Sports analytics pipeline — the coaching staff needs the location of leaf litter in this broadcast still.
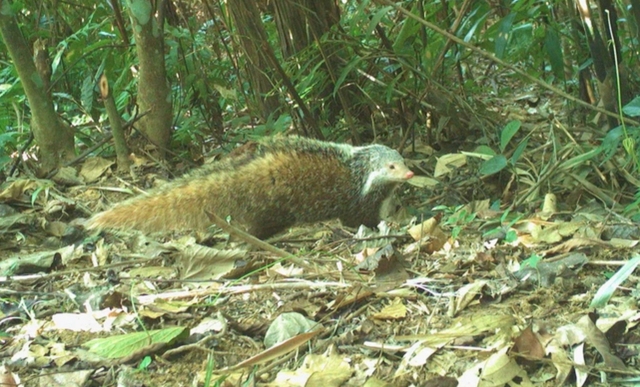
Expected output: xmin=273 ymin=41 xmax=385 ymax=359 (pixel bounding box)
xmin=2 ymin=109 xmax=640 ymax=386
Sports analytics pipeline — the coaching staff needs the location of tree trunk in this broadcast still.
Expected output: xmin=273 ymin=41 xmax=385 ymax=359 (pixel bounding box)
xmin=100 ymin=74 xmax=131 ymax=171
xmin=125 ymin=0 xmax=172 ymax=155
xmin=0 ymin=3 xmax=75 ymax=174
xmin=272 ymin=0 xmax=357 ymax=138
xmin=228 ymin=0 xmax=282 ymax=119
xmin=272 ymin=0 xmax=340 ymax=58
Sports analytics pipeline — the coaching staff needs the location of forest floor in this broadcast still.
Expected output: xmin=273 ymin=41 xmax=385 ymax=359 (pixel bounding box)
xmin=1 ymin=91 xmax=640 ymax=387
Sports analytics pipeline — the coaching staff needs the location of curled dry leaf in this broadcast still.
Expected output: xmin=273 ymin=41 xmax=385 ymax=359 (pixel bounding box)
xmin=407 ymin=215 xmax=447 ymax=253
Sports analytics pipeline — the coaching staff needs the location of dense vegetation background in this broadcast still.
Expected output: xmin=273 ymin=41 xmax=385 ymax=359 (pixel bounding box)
xmin=1 ymin=0 xmax=637 ymax=199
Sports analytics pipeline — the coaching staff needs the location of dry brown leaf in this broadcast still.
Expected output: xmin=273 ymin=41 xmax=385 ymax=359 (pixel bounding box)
xmin=512 ymin=326 xmax=545 ymax=360
xmin=0 ymin=179 xmax=39 ymax=201
xmin=532 ymin=221 xmax=582 ymax=244
xmin=0 ymin=365 xmax=19 ymax=387
xmin=406 ymin=215 xmax=447 ymax=254
xmin=434 ymin=153 xmax=467 ymax=177
xmin=408 ymin=217 xmax=441 ymax=240
xmin=544 ymin=237 xmax=608 ymax=254
xmin=609 ymin=238 xmax=639 ymax=248
xmin=372 ymin=300 xmax=407 ymax=320
xmin=45 ymin=221 xmax=69 ymax=237
xmin=539 ymin=193 xmax=557 ymax=220
xmin=328 ymin=287 xmax=374 ymax=311
xmin=455 ymin=280 xmax=487 ymax=314
xmin=270 ymin=346 xmax=352 ymax=387
xmin=394 ymin=340 xmax=440 ymax=377
xmin=576 ymin=315 xmax=627 ymax=371
xmin=52 ymin=166 xmax=83 ymax=186
xmin=178 ymin=243 xmax=247 ymax=281
xmin=80 ymin=157 xmax=115 ymax=183
xmin=478 ymin=346 xmax=531 ymax=386
xmin=227 ymin=329 xmax=322 ymax=371
xmin=406 ymin=175 xmax=439 ymax=188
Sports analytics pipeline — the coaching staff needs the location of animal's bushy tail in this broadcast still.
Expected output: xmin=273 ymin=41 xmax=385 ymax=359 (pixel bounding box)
xmin=86 ymin=178 xmax=218 ymax=233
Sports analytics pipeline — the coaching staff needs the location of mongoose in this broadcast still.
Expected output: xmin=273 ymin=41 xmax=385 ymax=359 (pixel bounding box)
xmin=86 ymin=136 xmax=414 ymax=239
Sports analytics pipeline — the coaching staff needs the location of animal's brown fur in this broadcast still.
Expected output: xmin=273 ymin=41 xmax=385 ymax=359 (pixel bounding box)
xmin=86 ymin=136 xmax=413 ymax=239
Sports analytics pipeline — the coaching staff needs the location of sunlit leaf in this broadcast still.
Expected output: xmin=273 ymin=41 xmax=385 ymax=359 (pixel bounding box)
xmin=473 ymin=145 xmax=496 ymax=156
xmin=84 ymin=327 xmax=189 ymax=359
xmin=591 ymin=255 xmax=640 ymax=308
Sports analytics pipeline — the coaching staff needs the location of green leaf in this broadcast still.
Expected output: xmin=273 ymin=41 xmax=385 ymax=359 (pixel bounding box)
xmin=504 ymin=229 xmax=518 ymax=243
xmin=544 ymin=27 xmax=564 ymax=81
xmin=50 ymin=41 xmax=68 ymax=75
xmin=480 ymin=155 xmax=508 ymax=175
xmin=500 ymin=208 xmax=511 ymax=223
xmin=623 ymin=137 xmax=636 ymax=155
xmin=482 ymin=227 xmax=503 ymax=239
xmin=495 ymin=13 xmax=516 ymax=59
xmin=473 ymin=145 xmax=496 ymax=156
xmin=31 ymin=185 xmax=50 ymax=206
xmin=367 ymin=6 xmax=391 ymax=36
xmin=622 ymin=96 xmax=640 ymax=117
xmin=500 ymin=120 xmax=521 ymax=152
xmin=506 ymin=213 xmax=522 ymax=227
xmin=0 ymin=132 xmax=18 ymax=147
xmin=83 ymin=39 xmax=114 ymax=56
xmin=138 ymin=356 xmax=152 ymax=370
xmin=590 ymin=255 xmax=640 ymax=308
xmin=511 ymin=137 xmax=529 ymax=165
xmin=600 ymin=126 xmax=624 ymax=163
xmin=521 ymin=253 xmax=542 ymax=268
xmin=84 ymin=327 xmax=189 ymax=359
xmin=559 ymin=147 xmax=601 ymax=170
xmin=81 ymin=75 xmax=94 ymax=113
xmin=393 ymin=7 xmax=420 ymax=54
xmin=334 ymin=56 xmax=362 ymax=95
xmin=463 ymin=8 xmax=490 ymax=43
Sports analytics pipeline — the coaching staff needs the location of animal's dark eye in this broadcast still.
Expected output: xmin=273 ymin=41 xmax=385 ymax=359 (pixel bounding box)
xmin=389 ymin=164 xmax=395 ymax=169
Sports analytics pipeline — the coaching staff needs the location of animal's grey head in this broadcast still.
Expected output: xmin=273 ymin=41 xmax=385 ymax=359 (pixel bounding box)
xmin=355 ymin=145 xmax=414 ymax=195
